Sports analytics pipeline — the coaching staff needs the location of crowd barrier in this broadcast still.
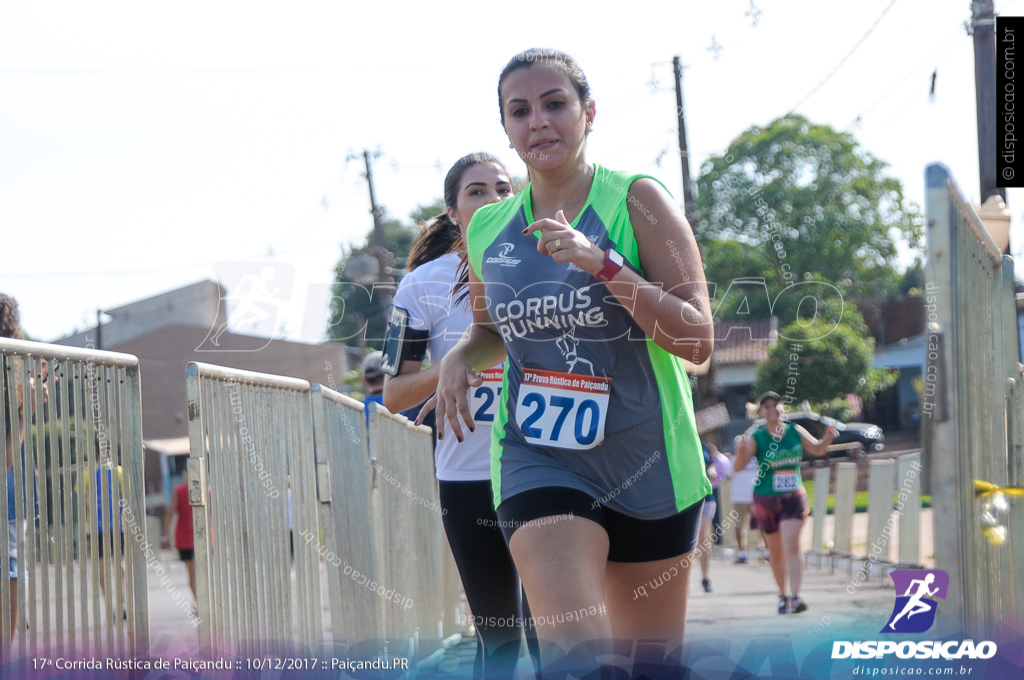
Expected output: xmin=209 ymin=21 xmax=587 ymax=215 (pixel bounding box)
xmin=368 ymin=403 xmax=454 ymax=654
xmin=801 ymin=454 xmax=923 ymax=577
xmin=0 ymin=345 xmax=487 ymax=664
xmin=0 ymin=337 xmax=149 ymax=659
xmin=309 ymin=384 xmax=383 ymax=650
xmin=187 ymin=362 xmax=463 ymax=660
xmin=185 ymin=362 xmax=322 ymax=656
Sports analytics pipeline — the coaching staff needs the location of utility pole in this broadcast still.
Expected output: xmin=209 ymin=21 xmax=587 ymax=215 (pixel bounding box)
xmin=361 ymin=149 xmax=385 ymax=250
xmin=669 ymin=56 xmax=716 ymax=420
xmin=973 ymin=0 xmax=1005 ymax=204
xmin=673 ymin=56 xmax=697 ymax=227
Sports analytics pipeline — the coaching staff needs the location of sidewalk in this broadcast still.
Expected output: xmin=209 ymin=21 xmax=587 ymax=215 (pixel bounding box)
xmin=686 ymin=546 xmax=897 ymax=644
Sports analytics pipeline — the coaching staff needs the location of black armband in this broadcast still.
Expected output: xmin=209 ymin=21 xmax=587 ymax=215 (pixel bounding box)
xmin=381 ymin=306 xmax=429 ymax=376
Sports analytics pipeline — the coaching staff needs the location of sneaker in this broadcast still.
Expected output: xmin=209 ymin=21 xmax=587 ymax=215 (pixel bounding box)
xmin=702 ymin=578 xmax=712 ymax=593
xmin=778 ymin=595 xmax=790 ymax=614
xmin=790 ymin=595 xmax=809 ymax=614
xmin=734 ymin=552 xmax=748 ymax=564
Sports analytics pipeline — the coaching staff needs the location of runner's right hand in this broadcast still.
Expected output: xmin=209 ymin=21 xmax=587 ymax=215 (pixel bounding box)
xmin=415 ymin=348 xmax=483 ymax=443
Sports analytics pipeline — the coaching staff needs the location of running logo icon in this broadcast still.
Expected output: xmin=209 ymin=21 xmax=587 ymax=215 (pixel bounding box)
xmin=485 ymin=243 xmax=522 ymax=268
xmin=882 ymin=569 xmax=949 ymax=633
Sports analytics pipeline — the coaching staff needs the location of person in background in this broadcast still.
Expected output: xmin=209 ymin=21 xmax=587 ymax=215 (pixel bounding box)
xmin=162 ymin=468 xmax=196 ymax=606
xmin=730 ymin=438 xmax=759 ymax=564
xmin=82 ymin=461 xmax=127 ymax=617
xmin=734 ymin=391 xmax=836 ymax=614
xmin=697 ymin=442 xmax=731 ymax=592
xmin=383 ymin=153 xmax=539 ymax=678
xmin=1 ymin=293 xmax=25 ymax=641
xmin=361 ymin=351 xmax=385 ymax=410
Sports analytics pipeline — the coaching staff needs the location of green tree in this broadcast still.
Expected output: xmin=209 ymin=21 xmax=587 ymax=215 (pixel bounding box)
xmin=753 ymin=308 xmax=898 ymax=410
xmin=702 ymin=239 xmax=777 ymax=320
xmin=696 ymin=114 xmax=923 ymax=302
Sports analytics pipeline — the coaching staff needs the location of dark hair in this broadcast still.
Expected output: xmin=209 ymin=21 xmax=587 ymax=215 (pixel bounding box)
xmin=406 ymin=213 xmax=461 ymax=271
xmin=0 ymin=293 xmax=23 ymax=340
xmin=406 ymin=153 xmax=507 ymax=271
xmin=498 ymin=49 xmax=593 ymax=125
xmin=1 ymin=293 xmax=24 ymax=437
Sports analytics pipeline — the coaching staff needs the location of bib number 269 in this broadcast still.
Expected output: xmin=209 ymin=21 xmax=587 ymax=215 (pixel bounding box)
xmin=515 ymin=369 xmax=610 ymax=450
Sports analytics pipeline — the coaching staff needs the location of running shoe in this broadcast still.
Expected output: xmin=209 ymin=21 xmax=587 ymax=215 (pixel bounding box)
xmin=777 ymin=595 xmax=790 ymax=614
xmin=790 ymin=595 xmax=808 ymax=613
xmin=702 ymin=578 xmax=712 ymax=593
xmin=734 ymin=552 xmax=748 ymax=564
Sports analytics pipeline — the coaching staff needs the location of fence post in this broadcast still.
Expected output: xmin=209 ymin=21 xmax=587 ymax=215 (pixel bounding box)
xmin=832 ymin=463 xmax=857 ymax=559
xmin=896 ymin=453 xmax=922 ymax=567
xmin=865 ymin=459 xmax=897 ymax=572
xmin=807 ymin=467 xmax=830 ymax=569
xmin=310 ymin=384 xmax=386 ymax=654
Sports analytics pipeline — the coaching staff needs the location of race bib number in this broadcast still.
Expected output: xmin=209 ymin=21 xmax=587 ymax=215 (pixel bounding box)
xmin=773 ymin=469 xmax=798 ymax=493
xmin=470 ymin=368 xmax=504 ymax=423
xmin=515 ymin=368 xmax=611 ymax=450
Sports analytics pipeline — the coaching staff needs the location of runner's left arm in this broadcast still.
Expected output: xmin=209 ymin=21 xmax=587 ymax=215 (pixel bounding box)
xmin=524 ymin=179 xmax=713 ymax=362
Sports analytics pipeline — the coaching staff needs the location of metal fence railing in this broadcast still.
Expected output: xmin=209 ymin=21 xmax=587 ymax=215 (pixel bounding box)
xmin=309 ymin=384 xmax=384 ymax=651
xmin=185 ymin=361 xmax=465 ymax=661
xmin=0 ymin=343 xmax=468 ymax=663
xmin=803 ymin=455 xmax=923 ymax=576
xmin=367 ymin=402 xmax=457 ymax=657
xmin=0 ymin=337 xmax=148 ymax=660
xmin=185 ymin=362 xmax=321 ymax=657
xmin=924 ymin=163 xmax=1024 ymax=640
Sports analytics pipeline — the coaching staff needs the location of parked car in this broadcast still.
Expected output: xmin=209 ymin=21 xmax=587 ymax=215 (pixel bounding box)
xmin=742 ymin=412 xmax=884 ymax=461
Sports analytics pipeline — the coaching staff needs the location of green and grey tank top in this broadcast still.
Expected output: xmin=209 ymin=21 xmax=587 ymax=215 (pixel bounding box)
xmin=467 ymin=165 xmax=710 ymax=519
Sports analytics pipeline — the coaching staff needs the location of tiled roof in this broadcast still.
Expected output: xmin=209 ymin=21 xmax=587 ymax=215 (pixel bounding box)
xmin=712 ymin=317 xmax=778 ymax=366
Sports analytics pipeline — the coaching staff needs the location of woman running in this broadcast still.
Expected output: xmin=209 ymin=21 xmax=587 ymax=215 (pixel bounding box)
xmin=421 ymin=49 xmax=714 ymax=673
xmin=382 ymin=153 xmax=538 ymax=678
xmin=734 ymin=391 xmax=836 ymax=614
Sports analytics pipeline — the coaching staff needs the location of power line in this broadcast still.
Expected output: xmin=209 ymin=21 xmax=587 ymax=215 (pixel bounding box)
xmin=789 ymin=0 xmax=900 ymax=113
xmin=848 ymin=26 xmax=965 ymax=129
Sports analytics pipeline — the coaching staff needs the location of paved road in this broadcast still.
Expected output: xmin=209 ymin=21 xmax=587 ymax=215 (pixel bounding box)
xmin=4 ymin=505 xmax=934 ymax=676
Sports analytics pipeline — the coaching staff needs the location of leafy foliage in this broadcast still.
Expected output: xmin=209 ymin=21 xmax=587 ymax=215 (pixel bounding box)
xmin=697 ymin=114 xmax=924 ymax=317
xmin=754 ymin=308 xmax=898 ymax=404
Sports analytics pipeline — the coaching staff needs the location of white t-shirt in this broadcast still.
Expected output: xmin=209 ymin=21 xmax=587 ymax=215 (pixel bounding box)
xmin=731 ymin=456 xmax=759 ymax=504
xmin=391 ymin=252 xmax=501 ymax=481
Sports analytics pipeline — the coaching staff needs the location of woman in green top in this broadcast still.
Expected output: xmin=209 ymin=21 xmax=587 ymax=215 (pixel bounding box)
xmin=734 ymin=391 xmax=836 ymax=615
xmin=421 ymin=48 xmax=713 ymax=674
